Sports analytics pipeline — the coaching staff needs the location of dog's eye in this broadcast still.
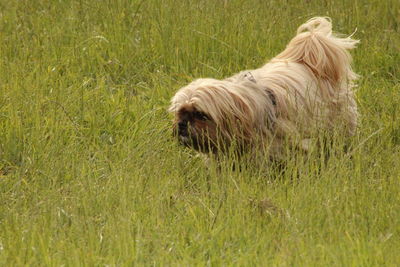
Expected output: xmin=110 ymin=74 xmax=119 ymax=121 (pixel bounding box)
xmin=193 ymin=111 xmax=209 ymax=121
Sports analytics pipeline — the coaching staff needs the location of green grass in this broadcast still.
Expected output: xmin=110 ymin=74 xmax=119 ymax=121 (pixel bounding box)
xmin=0 ymin=0 xmax=399 ymax=265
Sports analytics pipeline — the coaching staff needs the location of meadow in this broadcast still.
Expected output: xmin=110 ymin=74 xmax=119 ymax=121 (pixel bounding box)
xmin=0 ymin=0 xmax=399 ymax=265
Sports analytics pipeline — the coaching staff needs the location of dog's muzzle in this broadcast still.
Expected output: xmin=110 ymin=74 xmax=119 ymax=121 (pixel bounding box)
xmin=178 ymin=121 xmax=189 ymax=137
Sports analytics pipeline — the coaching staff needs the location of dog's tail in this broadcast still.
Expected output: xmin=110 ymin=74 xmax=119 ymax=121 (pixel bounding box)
xmin=275 ymin=17 xmax=359 ymax=84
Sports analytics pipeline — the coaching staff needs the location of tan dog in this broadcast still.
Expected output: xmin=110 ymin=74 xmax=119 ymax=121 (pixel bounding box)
xmin=169 ymin=17 xmax=358 ymax=157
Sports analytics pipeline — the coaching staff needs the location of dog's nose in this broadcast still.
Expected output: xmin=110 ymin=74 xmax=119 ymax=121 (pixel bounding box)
xmin=178 ymin=122 xmax=188 ymax=136
xmin=178 ymin=121 xmax=187 ymax=129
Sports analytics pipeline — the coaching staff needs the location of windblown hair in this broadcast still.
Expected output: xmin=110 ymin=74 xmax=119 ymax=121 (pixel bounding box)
xmin=276 ymin=17 xmax=358 ymax=84
xmin=170 ymin=17 xmax=359 ymax=156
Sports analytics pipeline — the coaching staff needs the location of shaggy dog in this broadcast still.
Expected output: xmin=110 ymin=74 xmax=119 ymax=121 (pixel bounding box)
xmin=169 ymin=17 xmax=359 ymax=158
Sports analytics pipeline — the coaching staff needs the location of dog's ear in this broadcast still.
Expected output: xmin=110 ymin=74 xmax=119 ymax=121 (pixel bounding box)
xmin=222 ymin=86 xmax=278 ymax=139
xmin=220 ymin=92 xmax=255 ymax=141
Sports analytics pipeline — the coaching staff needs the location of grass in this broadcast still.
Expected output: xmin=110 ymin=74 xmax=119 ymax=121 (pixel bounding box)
xmin=0 ymin=0 xmax=399 ymax=265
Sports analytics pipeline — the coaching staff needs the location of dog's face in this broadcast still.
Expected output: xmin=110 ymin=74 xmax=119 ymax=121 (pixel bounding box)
xmin=173 ymin=103 xmax=219 ymax=153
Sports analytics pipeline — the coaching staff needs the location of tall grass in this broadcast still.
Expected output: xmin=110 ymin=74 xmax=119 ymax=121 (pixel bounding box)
xmin=0 ymin=0 xmax=399 ymax=265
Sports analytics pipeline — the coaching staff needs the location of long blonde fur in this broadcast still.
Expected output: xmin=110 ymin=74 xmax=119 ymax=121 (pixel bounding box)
xmin=170 ymin=17 xmax=359 ymax=156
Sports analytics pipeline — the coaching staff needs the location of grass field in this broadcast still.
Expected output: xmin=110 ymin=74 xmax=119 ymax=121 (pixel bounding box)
xmin=0 ymin=0 xmax=399 ymax=265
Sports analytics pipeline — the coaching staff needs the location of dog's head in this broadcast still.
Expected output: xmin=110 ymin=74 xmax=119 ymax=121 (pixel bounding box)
xmin=169 ymin=78 xmax=276 ymax=153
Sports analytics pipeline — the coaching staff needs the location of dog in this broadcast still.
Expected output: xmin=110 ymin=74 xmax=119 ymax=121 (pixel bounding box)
xmin=169 ymin=17 xmax=359 ymax=158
